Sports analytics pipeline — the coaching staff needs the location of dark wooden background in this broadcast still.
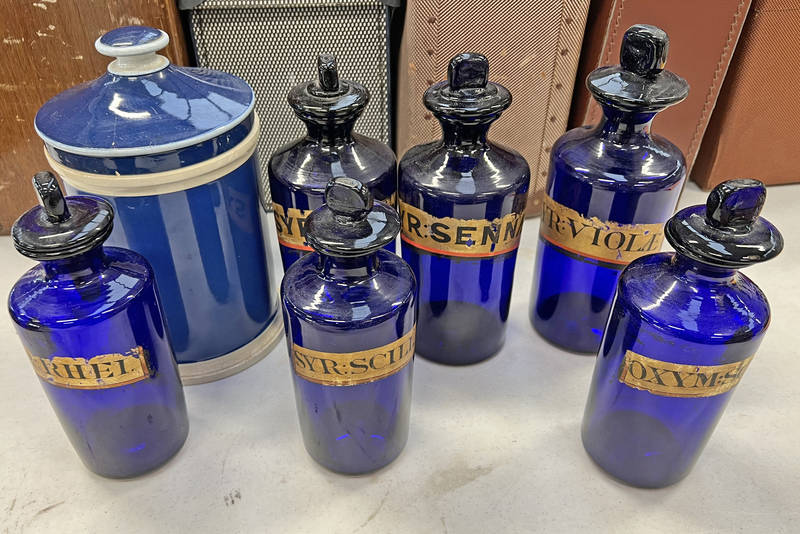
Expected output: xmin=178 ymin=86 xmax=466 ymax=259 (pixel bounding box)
xmin=0 ymin=0 xmax=188 ymax=234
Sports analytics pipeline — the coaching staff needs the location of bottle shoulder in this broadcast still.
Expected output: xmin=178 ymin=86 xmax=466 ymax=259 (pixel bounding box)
xmin=616 ymin=253 xmax=770 ymax=343
xmin=8 ymin=247 xmax=155 ymax=330
xmin=281 ymin=251 xmax=416 ymax=327
xmin=551 ymin=125 xmax=685 ymax=191
xmin=399 ymin=140 xmax=530 ymax=200
xmin=268 ymin=134 xmax=396 ymax=192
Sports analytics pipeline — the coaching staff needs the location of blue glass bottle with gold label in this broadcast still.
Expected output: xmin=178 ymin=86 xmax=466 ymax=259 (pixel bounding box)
xmin=281 ymin=177 xmax=417 ymax=474
xmin=531 ymin=25 xmax=690 ymax=354
xmin=269 ymin=54 xmax=397 ymax=270
xmin=8 ymin=172 xmax=189 ymax=478
xmin=582 ymin=179 xmax=783 ymax=488
xmin=399 ymin=52 xmax=529 ymax=365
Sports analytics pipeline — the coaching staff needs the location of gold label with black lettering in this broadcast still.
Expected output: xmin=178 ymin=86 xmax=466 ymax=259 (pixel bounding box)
xmin=273 ymin=193 xmax=397 ymax=252
xmin=540 ymin=195 xmax=665 ymax=266
xmin=399 ymin=200 xmax=523 ymax=257
xmin=292 ymin=326 xmax=415 ymax=386
xmin=28 ymin=346 xmax=151 ymax=390
xmin=619 ymin=350 xmax=755 ymax=398
xmin=272 ymin=202 xmax=314 ymax=251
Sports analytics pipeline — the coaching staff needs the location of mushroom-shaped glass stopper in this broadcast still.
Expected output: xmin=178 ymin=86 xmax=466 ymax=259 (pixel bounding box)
xmin=620 ymin=24 xmax=669 ymax=77
xmin=448 ymin=53 xmax=489 ymax=90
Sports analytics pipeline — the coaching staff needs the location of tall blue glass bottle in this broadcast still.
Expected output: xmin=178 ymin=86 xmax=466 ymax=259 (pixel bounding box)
xmin=281 ymin=177 xmax=417 ymax=474
xmin=582 ymin=179 xmax=783 ymax=488
xmin=269 ymin=54 xmax=397 ymax=270
xmin=531 ymin=24 xmax=690 ymax=353
xmin=399 ymin=53 xmax=529 ymax=365
xmin=8 ymin=172 xmax=189 ymax=478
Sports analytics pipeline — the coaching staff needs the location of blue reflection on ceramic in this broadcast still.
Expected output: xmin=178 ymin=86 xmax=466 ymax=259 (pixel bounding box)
xmin=36 ymin=26 xmax=277 ymax=368
xmin=35 ymin=25 xmax=254 ymax=174
xmin=69 ymin=155 xmax=276 ymax=364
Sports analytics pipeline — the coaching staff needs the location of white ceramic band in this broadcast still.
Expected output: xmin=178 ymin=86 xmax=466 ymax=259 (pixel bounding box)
xmin=44 ymin=114 xmax=261 ymax=197
xmin=179 ymin=311 xmax=284 ymax=386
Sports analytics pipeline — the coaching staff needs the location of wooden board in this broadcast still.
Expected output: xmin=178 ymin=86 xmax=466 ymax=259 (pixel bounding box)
xmin=0 ymin=0 xmax=188 ymax=234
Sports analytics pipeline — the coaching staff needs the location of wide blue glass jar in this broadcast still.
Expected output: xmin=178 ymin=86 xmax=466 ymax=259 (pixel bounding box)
xmin=582 ymin=179 xmax=783 ymax=488
xmin=269 ymin=54 xmax=397 ymax=271
xmin=8 ymin=172 xmax=189 ymax=478
xmin=530 ymin=25 xmax=690 ymax=354
xmin=34 ymin=26 xmax=281 ymax=383
xmin=399 ymin=53 xmax=529 ymax=365
xmin=281 ymin=177 xmax=417 ymax=474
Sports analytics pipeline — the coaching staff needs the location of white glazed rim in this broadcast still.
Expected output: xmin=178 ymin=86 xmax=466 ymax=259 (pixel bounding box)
xmin=45 ymin=114 xmax=261 ymax=197
xmin=34 ymin=99 xmax=255 ymax=159
xmin=178 ymin=307 xmax=284 ymax=386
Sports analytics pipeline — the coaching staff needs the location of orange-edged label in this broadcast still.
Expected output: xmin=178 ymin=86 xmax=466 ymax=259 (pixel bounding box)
xmin=28 ymin=346 xmax=151 ymax=390
xmin=273 ymin=193 xmax=397 ymax=251
xmin=292 ymin=326 xmax=415 ymax=386
xmin=619 ymin=350 xmax=755 ymax=398
xmin=540 ymin=195 xmax=665 ymax=266
xmin=272 ymin=202 xmax=313 ymax=251
xmin=399 ymin=200 xmax=524 ymax=258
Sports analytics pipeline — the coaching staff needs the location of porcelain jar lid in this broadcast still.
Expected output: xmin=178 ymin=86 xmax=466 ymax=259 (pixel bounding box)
xmin=34 ymin=25 xmax=255 ymax=174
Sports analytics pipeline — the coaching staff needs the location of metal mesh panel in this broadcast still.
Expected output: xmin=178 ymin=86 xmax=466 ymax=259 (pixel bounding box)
xmin=188 ymin=0 xmax=391 ymax=208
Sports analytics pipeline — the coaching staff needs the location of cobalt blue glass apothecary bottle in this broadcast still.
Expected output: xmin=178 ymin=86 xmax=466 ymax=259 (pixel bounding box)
xmin=582 ymin=179 xmax=783 ymax=488
xmin=531 ymin=24 xmax=690 ymax=354
xmin=8 ymin=172 xmax=189 ymax=478
xmin=269 ymin=54 xmax=397 ymax=271
xmin=399 ymin=52 xmax=529 ymax=365
xmin=281 ymin=177 xmax=417 ymax=474
xmin=34 ymin=25 xmax=281 ymax=384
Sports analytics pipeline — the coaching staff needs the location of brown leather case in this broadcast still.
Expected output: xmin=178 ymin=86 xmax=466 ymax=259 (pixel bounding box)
xmin=0 ymin=2 xmax=188 ymax=234
xmin=396 ymin=0 xmax=591 ymax=216
xmin=569 ymin=0 xmax=751 ymax=176
xmin=692 ymin=0 xmax=800 ymax=189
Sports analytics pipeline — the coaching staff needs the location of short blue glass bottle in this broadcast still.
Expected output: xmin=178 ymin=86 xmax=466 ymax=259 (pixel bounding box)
xmin=531 ymin=25 xmax=690 ymax=354
xmin=269 ymin=54 xmax=397 ymax=270
xmin=582 ymin=179 xmax=783 ymax=488
xmin=281 ymin=177 xmax=417 ymax=474
xmin=8 ymin=172 xmax=189 ymax=478
xmin=399 ymin=53 xmax=529 ymax=365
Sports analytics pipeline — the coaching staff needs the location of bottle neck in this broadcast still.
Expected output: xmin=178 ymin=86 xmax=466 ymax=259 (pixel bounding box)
xmin=597 ymin=105 xmax=657 ymax=143
xmin=439 ymin=118 xmax=493 ymax=148
xmin=304 ymin=119 xmax=356 ymax=145
xmin=42 ymin=246 xmax=107 ymax=280
xmin=673 ymin=254 xmax=737 ymax=283
xmin=319 ymin=253 xmax=379 ymax=280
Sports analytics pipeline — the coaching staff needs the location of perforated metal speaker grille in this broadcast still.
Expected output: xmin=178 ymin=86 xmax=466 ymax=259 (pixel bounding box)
xmin=188 ymin=0 xmax=391 ymax=209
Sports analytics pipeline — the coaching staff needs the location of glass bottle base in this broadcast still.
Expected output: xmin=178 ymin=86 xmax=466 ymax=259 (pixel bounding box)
xmin=415 ymin=300 xmax=505 ymax=365
xmin=581 ymin=410 xmax=692 ymax=489
xmin=73 ymin=403 xmax=190 ymax=479
xmin=530 ymin=291 xmax=609 ymax=354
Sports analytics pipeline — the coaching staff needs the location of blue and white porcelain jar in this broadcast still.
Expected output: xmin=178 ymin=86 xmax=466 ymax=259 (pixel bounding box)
xmin=34 ymin=26 xmax=282 ymax=384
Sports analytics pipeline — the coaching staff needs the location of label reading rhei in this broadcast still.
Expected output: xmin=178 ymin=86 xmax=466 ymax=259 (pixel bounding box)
xmin=399 ymin=201 xmax=523 ymax=257
xmin=292 ymin=326 xmax=415 ymax=386
xmin=619 ymin=350 xmax=755 ymax=398
xmin=540 ymin=195 xmax=665 ymax=265
xmin=28 ymin=346 xmax=151 ymax=390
